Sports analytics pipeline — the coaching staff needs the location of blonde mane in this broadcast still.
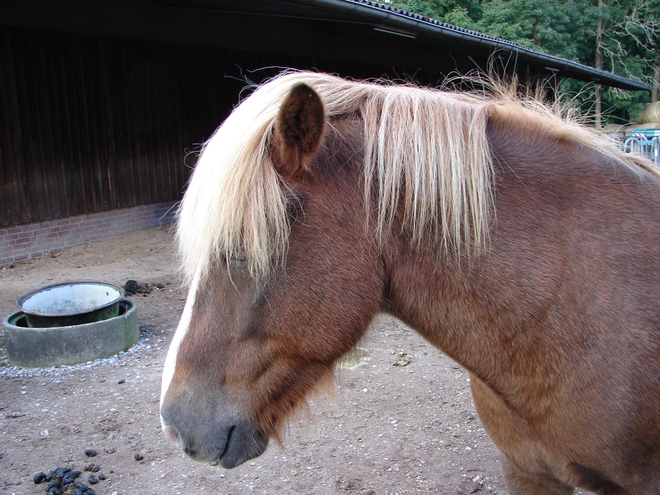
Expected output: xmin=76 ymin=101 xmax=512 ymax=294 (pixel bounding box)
xmin=177 ymin=71 xmax=650 ymax=283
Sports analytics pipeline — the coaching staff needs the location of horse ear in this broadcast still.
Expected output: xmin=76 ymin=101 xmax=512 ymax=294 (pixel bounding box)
xmin=271 ymin=83 xmax=326 ymax=179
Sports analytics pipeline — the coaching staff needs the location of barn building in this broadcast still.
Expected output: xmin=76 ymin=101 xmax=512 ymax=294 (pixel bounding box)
xmin=0 ymin=0 xmax=651 ymax=265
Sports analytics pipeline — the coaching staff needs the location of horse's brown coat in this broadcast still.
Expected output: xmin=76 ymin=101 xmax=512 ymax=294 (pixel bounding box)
xmin=162 ymin=77 xmax=660 ymax=494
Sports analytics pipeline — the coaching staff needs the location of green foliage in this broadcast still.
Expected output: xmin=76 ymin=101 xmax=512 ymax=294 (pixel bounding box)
xmin=390 ymin=0 xmax=482 ymax=25
xmin=387 ymin=0 xmax=659 ymax=122
xmin=442 ymin=6 xmax=478 ymax=28
xmin=476 ymin=0 xmax=598 ymax=62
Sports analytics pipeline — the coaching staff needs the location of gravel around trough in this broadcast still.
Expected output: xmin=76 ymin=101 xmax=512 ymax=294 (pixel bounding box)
xmin=0 ymin=226 xmax=513 ymax=495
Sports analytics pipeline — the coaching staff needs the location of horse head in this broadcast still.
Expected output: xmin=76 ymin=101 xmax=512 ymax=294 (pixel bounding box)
xmin=159 ymin=82 xmax=384 ymax=467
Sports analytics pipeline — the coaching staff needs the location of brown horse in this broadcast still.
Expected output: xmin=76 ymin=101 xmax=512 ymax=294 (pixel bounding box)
xmin=160 ymin=71 xmax=660 ymax=494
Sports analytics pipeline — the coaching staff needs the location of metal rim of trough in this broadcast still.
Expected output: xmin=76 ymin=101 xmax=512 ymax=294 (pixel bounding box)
xmin=18 ymin=281 xmax=124 ymax=328
xmin=3 ymin=299 xmax=139 ymax=368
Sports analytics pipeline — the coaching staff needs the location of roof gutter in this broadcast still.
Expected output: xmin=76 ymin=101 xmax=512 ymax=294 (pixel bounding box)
xmin=290 ymin=0 xmax=652 ymax=92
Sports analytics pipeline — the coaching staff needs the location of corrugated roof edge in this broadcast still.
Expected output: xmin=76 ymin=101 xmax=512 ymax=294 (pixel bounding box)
xmin=295 ymin=0 xmax=652 ymax=92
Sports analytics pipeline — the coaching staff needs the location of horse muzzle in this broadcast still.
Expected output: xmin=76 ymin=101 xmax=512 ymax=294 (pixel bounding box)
xmin=160 ymin=406 xmax=268 ymax=468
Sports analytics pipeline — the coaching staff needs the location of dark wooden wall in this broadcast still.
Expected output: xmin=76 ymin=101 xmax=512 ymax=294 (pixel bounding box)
xmin=1 ymin=27 xmax=245 ymax=227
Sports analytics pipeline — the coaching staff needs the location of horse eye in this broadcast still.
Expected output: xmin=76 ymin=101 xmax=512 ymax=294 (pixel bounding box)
xmin=219 ymin=253 xmax=246 ymax=267
xmin=286 ymin=195 xmax=305 ymax=224
xmin=230 ymin=256 xmax=247 ymax=267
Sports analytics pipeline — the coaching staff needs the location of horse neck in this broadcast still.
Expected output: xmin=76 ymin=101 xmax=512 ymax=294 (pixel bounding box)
xmin=377 ymin=117 xmax=646 ymax=401
xmin=380 ymin=240 xmax=506 ymax=376
xmin=380 ymin=109 xmax=660 ymax=422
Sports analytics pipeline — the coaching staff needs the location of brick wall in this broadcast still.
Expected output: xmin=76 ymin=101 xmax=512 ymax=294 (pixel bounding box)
xmin=0 ymin=201 xmax=178 ymax=266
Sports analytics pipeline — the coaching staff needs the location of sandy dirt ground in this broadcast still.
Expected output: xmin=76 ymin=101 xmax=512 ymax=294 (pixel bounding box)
xmin=0 ymin=226 xmax=516 ymax=495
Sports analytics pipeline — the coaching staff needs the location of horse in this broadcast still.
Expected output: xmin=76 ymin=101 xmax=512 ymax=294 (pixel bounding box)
xmin=159 ymin=70 xmax=660 ymax=495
